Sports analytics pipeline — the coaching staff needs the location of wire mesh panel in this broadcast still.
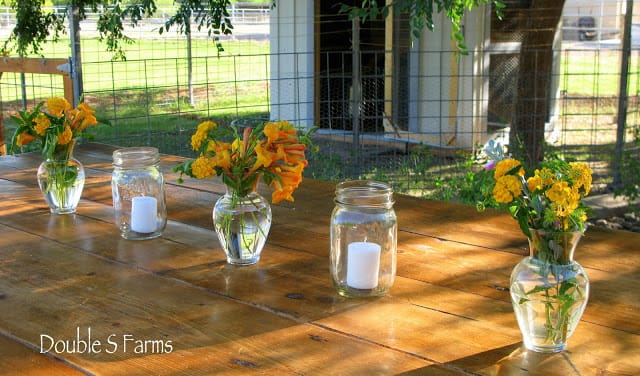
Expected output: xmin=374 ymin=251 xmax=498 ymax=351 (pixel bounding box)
xmin=1 ymin=6 xmax=640 ymax=201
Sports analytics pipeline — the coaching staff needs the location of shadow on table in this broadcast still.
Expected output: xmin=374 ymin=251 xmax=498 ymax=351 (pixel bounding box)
xmin=398 ymin=342 xmax=590 ymax=375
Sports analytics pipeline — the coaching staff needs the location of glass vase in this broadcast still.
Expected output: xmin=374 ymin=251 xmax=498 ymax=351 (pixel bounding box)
xmin=37 ymin=157 xmax=85 ymax=214
xmin=212 ymin=186 xmax=272 ymax=265
xmin=510 ymin=229 xmax=589 ymax=353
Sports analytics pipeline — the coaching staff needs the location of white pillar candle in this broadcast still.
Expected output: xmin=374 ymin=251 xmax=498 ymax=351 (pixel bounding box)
xmin=347 ymin=241 xmax=381 ymax=289
xmin=131 ymin=196 xmax=157 ymax=233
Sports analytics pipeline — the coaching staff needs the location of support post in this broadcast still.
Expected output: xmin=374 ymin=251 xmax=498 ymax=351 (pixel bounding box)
xmin=352 ymin=17 xmax=362 ymax=179
xmin=613 ymin=0 xmax=633 ymax=189
xmin=0 ymin=58 xmax=75 ymax=155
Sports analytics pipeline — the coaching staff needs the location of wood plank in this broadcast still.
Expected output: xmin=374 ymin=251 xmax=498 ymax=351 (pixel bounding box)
xmin=0 ymin=223 xmax=435 ymax=375
xmin=0 ymin=334 xmax=84 ymax=376
xmin=2 ymin=145 xmax=639 ymax=375
xmin=2 ymin=171 xmax=639 ymax=335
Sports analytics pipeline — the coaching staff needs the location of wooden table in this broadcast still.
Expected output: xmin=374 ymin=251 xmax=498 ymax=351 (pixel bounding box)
xmin=0 ymin=143 xmax=638 ymax=375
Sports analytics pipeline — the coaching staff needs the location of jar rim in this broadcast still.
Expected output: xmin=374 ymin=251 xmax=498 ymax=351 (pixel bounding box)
xmin=336 ymin=180 xmax=392 ymax=193
xmin=335 ymin=180 xmax=394 ymax=207
xmin=113 ymin=147 xmax=160 ymax=167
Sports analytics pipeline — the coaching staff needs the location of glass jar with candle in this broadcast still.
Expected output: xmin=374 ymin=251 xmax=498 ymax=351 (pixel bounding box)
xmin=330 ymin=180 xmax=397 ymax=298
xmin=112 ymin=147 xmax=167 ymax=240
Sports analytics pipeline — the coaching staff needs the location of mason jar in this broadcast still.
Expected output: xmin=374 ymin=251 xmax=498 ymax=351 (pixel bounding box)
xmin=330 ymin=180 xmax=397 ymax=298
xmin=111 ymin=147 xmax=167 ymax=240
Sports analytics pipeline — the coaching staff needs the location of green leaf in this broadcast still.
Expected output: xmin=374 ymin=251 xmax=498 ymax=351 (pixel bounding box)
xmin=525 ymin=284 xmax=550 ymax=296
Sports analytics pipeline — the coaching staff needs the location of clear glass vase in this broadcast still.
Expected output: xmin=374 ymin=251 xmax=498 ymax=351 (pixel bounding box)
xmin=37 ymin=157 xmax=85 ymax=214
xmin=212 ymin=186 xmax=272 ymax=265
xmin=510 ymin=229 xmax=589 ymax=353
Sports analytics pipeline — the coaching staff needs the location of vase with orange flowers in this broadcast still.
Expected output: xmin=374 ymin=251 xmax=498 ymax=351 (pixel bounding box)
xmin=477 ymin=141 xmax=593 ymax=353
xmin=9 ymin=97 xmax=99 ymax=214
xmin=175 ymin=120 xmax=312 ymax=265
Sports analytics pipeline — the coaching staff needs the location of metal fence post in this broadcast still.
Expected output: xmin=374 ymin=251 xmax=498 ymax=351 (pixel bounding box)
xmin=614 ymin=0 xmax=633 ymax=188
xmin=68 ymin=4 xmax=83 ymax=106
xmin=352 ymin=17 xmax=362 ymax=179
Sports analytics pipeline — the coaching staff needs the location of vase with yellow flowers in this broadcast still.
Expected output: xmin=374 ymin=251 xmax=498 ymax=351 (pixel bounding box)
xmin=477 ymin=141 xmax=592 ymax=353
xmin=9 ymin=97 xmax=99 ymax=214
xmin=174 ymin=119 xmax=311 ymax=265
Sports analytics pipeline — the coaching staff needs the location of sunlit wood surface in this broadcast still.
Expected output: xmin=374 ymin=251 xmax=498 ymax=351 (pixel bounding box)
xmin=1 ymin=143 xmax=638 ymax=375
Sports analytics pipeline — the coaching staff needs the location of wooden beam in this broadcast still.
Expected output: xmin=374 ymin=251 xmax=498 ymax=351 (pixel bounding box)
xmin=0 ymin=72 xmax=4 ymax=156
xmin=0 ymin=57 xmax=75 ymax=155
xmin=0 ymin=57 xmax=70 ymax=76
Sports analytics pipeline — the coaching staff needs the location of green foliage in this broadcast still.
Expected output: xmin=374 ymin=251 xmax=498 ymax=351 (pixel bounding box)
xmin=160 ymin=0 xmax=234 ymax=54
xmin=455 ymin=157 xmax=495 ymax=208
xmin=2 ymin=0 xmax=238 ymax=59
xmin=339 ymin=0 xmax=505 ymax=53
xmin=96 ymin=0 xmax=154 ymax=61
xmin=3 ymin=0 xmax=505 ymax=58
xmin=615 ymin=127 xmax=640 ymax=205
xmin=2 ymin=0 xmax=66 ymax=56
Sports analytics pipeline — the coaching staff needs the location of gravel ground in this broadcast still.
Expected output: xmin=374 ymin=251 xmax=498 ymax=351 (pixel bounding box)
xmin=589 ymin=211 xmax=640 ymax=233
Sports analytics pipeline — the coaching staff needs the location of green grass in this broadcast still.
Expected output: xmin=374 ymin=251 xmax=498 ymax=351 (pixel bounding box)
xmin=1 ymin=37 xmax=271 ymax=154
xmin=559 ymin=49 xmax=640 ymax=96
xmin=2 ymin=34 xmax=639 ymax=199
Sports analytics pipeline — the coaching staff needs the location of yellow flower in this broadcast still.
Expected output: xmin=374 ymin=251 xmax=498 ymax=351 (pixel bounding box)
xmin=569 ymin=162 xmax=592 ymax=195
xmin=493 ymin=174 xmax=522 ymax=204
xmin=537 ymin=167 xmax=555 ymax=187
xmin=46 ymin=97 xmax=71 ymax=117
xmin=213 ymin=148 xmax=232 ymax=170
xmin=494 ymin=158 xmax=523 ymax=179
xmin=57 ymin=125 xmax=73 ymax=145
xmin=527 ymin=175 xmax=542 ymax=192
xmin=190 ymin=120 xmax=217 ymax=151
xmin=231 ymin=137 xmax=243 ymax=154
xmin=191 ymin=156 xmax=216 ymax=179
xmin=545 ymin=181 xmax=571 ymax=205
xmin=34 ymin=113 xmax=51 ymax=136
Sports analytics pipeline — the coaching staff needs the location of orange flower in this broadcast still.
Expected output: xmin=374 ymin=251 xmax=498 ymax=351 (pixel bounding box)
xmin=176 ymin=118 xmax=312 ymax=202
xmin=73 ymin=102 xmax=98 ymax=130
xmin=250 ymin=144 xmax=274 ymax=173
xmin=16 ymin=131 xmax=35 ymax=146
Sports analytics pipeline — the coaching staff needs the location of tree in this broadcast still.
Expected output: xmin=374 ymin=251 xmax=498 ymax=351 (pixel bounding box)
xmin=340 ymin=0 xmax=506 ymax=53
xmin=10 ymin=0 xmax=568 ymax=162
xmin=342 ymin=0 xmax=565 ymax=167
xmin=2 ymin=0 xmax=236 ymax=60
xmin=503 ymin=0 xmax=565 ymax=167
xmin=2 ymin=0 xmax=238 ymax=106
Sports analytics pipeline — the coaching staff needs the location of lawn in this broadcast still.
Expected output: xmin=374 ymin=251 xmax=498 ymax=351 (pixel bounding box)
xmin=2 ymin=34 xmax=638 ymax=197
